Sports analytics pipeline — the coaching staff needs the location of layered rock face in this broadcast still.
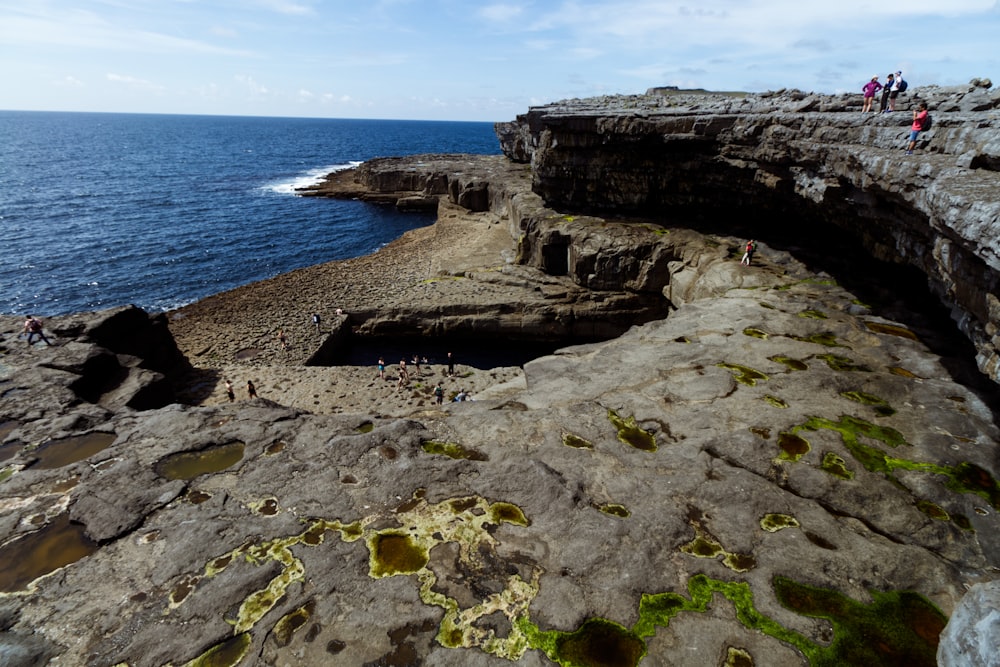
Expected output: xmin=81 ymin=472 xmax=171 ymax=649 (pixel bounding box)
xmin=496 ymin=83 xmax=1000 ymax=385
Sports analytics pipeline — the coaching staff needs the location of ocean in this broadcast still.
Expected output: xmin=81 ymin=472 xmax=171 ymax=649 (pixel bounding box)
xmin=0 ymin=111 xmax=500 ymax=317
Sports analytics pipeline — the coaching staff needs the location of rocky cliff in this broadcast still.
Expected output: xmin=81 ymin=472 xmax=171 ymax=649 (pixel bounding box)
xmin=2 ymin=84 xmax=1000 ymax=667
xmin=495 ymin=82 xmax=1000 ymax=388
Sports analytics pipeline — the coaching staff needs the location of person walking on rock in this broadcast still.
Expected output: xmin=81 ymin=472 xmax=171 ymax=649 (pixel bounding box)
xmin=434 ymin=382 xmax=444 ymax=405
xmin=247 ymin=380 xmax=258 ymax=399
xmin=225 ymin=380 xmax=235 ymax=402
xmin=377 ymin=357 xmax=386 ymax=380
xmin=312 ymin=312 xmax=321 ymax=333
xmin=862 ymin=75 xmax=882 ymax=113
xmin=277 ymin=329 xmax=289 ymax=351
xmin=396 ymin=359 xmax=410 ymax=391
xmin=906 ymin=102 xmax=929 ymax=155
xmin=741 ymin=240 xmax=756 ymax=266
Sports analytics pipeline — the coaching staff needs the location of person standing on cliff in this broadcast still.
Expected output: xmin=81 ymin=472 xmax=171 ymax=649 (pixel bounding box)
xmin=906 ymin=103 xmax=929 ymax=155
xmin=888 ymin=71 xmax=903 ymax=112
xmin=277 ymin=329 xmax=289 ymax=351
xmin=447 ymin=351 xmax=455 ymax=377
xmin=862 ymin=75 xmax=882 ymax=113
xmin=377 ymin=357 xmax=386 ymax=380
xmin=225 ymin=380 xmax=235 ymax=402
xmin=247 ymin=380 xmax=258 ymax=399
xmin=312 ymin=312 xmax=321 ymax=333
xmin=741 ymin=240 xmax=756 ymax=266
xmin=434 ymin=382 xmax=444 ymax=405
xmin=879 ymin=73 xmax=894 ymax=113
xmin=23 ymin=315 xmax=52 ymax=346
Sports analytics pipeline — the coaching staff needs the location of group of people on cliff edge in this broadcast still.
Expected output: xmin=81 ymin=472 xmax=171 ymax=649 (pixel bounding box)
xmin=862 ymin=71 xmax=906 ymax=114
xmin=861 ymin=72 xmax=930 ymax=155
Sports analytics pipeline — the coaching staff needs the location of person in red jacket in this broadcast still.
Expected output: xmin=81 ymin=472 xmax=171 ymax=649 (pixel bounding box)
xmin=906 ymin=103 xmax=929 ymax=155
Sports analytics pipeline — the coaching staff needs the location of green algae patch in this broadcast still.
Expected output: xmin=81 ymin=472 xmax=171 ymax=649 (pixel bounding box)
xmin=491 ymin=502 xmax=530 ymax=526
xmin=0 ymin=465 xmax=14 ymax=484
xmin=271 ymin=600 xmax=315 ymax=647
xmin=717 ymin=363 xmax=768 ymax=387
xmin=763 ymin=395 xmax=788 ymax=408
xmin=598 ymin=503 xmax=631 ymax=518
xmin=945 ymin=462 xmax=1000 ymax=509
xmin=790 ymin=332 xmax=847 ymax=348
xmin=773 ymin=576 xmax=946 ymax=666
xmin=248 ymin=497 xmax=279 ymax=516
xmin=952 ymin=513 xmax=974 ymax=531
xmin=355 ymin=422 xmax=375 ymax=434
xmin=370 ymin=532 xmax=429 ymax=578
xmin=680 ymin=521 xmax=755 ymax=572
xmin=521 ymin=617 xmax=647 ymax=667
xmin=562 ymin=432 xmax=594 ymax=449
xmin=192 ymin=493 xmax=539 ymax=660
xmin=821 ymin=452 xmax=854 ymax=480
xmin=784 ymin=415 xmax=1000 ymax=510
xmin=816 ymin=354 xmax=871 ymax=372
xmin=798 ymin=309 xmax=828 ymax=320
xmin=888 ymin=366 xmax=918 ymax=378
xmin=607 ymin=410 xmax=656 ymax=452
xmin=421 ymin=439 xmax=488 ymax=461
xmin=777 ymin=432 xmax=810 ymax=462
xmin=183 ymin=632 xmax=250 ymax=667
xmin=840 ymin=390 xmax=895 ymax=417
xmin=915 ymin=500 xmax=950 ymax=521
xmin=769 ymin=355 xmax=808 ymax=371
xmin=760 ymin=513 xmax=800 ymax=532
xmin=632 ymin=574 xmax=944 ymax=666
xmin=725 ymin=646 xmax=754 ymax=667
xmin=743 ymin=327 xmax=769 ymax=339
xmin=865 ymin=321 xmax=919 ymax=340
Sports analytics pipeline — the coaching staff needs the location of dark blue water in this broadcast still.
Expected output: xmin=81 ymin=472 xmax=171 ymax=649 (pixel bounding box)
xmin=0 ymin=111 xmax=499 ymax=316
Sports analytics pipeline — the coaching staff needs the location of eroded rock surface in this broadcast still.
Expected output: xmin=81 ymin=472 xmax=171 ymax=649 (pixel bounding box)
xmin=3 ymin=240 xmax=1000 ymax=666
xmin=2 ymin=85 xmax=1000 ymax=667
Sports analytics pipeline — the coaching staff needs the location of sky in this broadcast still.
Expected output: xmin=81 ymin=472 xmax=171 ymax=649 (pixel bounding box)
xmin=1 ymin=1 xmax=998 ymax=122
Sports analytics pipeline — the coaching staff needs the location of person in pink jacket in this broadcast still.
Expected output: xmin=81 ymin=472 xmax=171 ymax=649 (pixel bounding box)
xmin=862 ymin=75 xmax=882 ymax=113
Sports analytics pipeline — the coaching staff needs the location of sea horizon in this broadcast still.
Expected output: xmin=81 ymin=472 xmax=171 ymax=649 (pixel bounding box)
xmin=0 ymin=111 xmax=501 ymax=317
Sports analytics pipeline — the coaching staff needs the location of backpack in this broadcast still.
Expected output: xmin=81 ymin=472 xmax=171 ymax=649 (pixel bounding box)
xmin=897 ymin=79 xmax=908 ymax=92
xmin=922 ymin=113 xmax=932 ymax=131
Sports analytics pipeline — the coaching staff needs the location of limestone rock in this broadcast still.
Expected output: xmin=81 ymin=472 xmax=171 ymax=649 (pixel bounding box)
xmin=938 ymin=581 xmax=1000 ymax=667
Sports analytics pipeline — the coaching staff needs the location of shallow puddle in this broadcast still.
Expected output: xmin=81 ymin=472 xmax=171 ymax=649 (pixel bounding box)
xmin=30 ymin=432 xmax=117 ymax=469
xmin=0 ymin=513 xmax=98 ymax=592
xmin=154 ymin=442 xmax=245 ymax=480
xmin=0 ymin=440 xmax=23 ymax=462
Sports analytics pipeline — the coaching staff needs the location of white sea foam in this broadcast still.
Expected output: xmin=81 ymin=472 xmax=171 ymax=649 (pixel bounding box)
xmin=264 ymin=162 xmax=361 ymax=194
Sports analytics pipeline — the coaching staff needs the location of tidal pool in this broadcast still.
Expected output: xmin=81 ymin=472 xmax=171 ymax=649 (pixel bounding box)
xmin=30 ymin=432 xmax=117 ymax=469
xmin=154 ymin=442 xmax=245 ymax=480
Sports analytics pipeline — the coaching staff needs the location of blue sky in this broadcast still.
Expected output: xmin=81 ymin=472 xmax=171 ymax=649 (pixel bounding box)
xmin=2 ymin=0 xmax=998 ymax=122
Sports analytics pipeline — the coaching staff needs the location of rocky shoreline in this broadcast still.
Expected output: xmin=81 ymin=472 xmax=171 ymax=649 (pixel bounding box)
xmin=2 ymin=84 xmax=1000 ymax=666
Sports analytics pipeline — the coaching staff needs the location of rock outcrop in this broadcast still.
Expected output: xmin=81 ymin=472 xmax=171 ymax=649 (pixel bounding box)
xmin=3 ymin=84 xmax=1000 ymax=667
xmin=495 ymin=83 xmax=1000 ymax=387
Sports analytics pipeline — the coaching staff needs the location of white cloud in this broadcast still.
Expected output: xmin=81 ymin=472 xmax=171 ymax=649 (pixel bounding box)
xmin=252 ymin=0 xmax=316 ymax=16
xmin=235 ymin=74 xmax=270 ymax=96
xmin=55 ymin=75 xmax=85 ymax=88
xmin=106 ymin=72 xmax=165 ymax=93
xmin=479 ymin=3 xmax=525 ymax=22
